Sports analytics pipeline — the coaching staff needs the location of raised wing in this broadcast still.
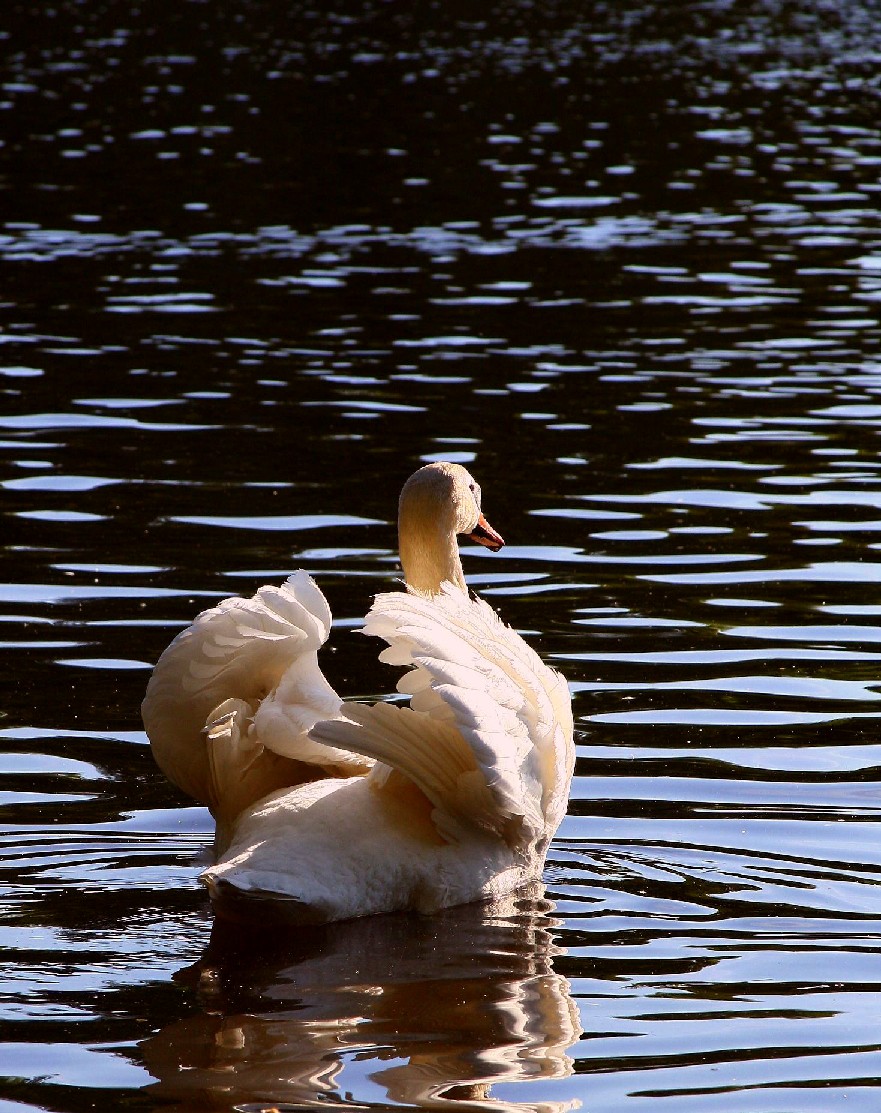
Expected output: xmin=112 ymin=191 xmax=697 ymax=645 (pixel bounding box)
xmin=142 ymin=571 xmax=369 ymax=812
xmin=311 ymin=584 xmax=573 ymax=850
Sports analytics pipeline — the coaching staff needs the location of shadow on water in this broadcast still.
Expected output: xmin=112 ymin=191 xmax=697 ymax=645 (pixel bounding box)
xmin=139 ymin=886 xmax=582 ymax=1113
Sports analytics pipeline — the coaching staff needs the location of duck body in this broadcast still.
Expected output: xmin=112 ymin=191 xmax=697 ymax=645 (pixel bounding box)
xmin=143 ymin=462 xmax=574 ymax=925
xmin=204 ymin=775 xmax=529 ymax=924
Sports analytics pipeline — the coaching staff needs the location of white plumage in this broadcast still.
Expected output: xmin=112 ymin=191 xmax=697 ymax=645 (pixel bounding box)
xmin=142 ymin=462 xmax=574 ymax=924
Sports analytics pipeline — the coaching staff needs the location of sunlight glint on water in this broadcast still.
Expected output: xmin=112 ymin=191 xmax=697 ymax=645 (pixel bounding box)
xmin=2 ymin=2 xmax=881 ymax=1110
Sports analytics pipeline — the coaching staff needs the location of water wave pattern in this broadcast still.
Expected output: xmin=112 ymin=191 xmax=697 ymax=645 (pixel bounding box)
xmin=3 ymin=1 xmax=881 ymax=1110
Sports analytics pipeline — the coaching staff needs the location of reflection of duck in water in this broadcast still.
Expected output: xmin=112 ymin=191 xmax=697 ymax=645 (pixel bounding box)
xmin=140 ymin=888 xmax=582 ymax=1112
xmin=142 ymin=462 xmax=574 ymax=923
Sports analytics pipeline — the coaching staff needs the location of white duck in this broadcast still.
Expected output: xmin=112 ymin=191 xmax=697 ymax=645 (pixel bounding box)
xmin=142 ymin=462 xmax=574 ymax=924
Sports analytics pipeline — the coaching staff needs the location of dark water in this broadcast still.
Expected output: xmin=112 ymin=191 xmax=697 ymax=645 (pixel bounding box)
xmin=4 ymin=2 xmax=881 ymax=1109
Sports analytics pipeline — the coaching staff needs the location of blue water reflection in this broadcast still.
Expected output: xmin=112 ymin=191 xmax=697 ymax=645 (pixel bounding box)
xmin=4 ymin=0 xmax=881 ymax=1109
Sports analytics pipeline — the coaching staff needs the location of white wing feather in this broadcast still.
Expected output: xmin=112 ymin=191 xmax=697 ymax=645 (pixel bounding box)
xmin=311 ymin=584 xmax=574 ymax=850
xmin=142 ymin=570 xmax=369 ymax=809
xmin=313 ymin=702 xmax=506 ymax=845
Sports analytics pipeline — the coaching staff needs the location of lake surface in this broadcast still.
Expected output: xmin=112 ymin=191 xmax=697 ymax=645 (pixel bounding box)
xmin=3 ymin=2 xmax=881 ymax=1109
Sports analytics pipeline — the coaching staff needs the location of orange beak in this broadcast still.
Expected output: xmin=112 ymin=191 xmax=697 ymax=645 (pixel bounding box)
xmin=466 ymin=514 xmax=505 ymax=552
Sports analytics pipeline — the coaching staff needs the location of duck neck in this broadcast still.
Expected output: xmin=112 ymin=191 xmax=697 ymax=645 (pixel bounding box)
xmin=398 ymin=506 xmax=466 ymax=597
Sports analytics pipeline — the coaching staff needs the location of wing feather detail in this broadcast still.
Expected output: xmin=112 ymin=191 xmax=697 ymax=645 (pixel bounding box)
xmin=312 ymin=584 xmax=574 ymax=850
xmin=311 ymin=702 xmax=517 ymax=846
xmin=142 ymin=571 xmax=367 ymax=808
